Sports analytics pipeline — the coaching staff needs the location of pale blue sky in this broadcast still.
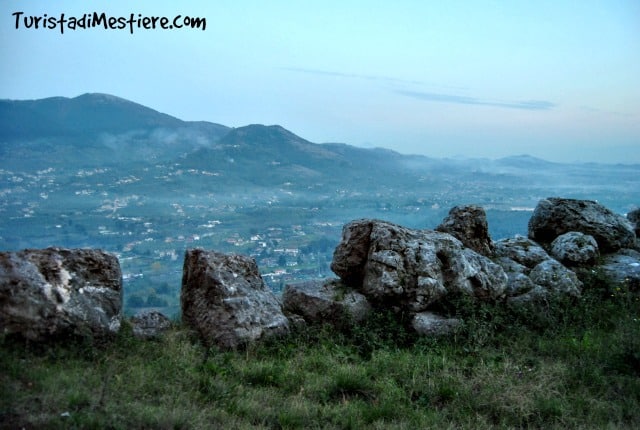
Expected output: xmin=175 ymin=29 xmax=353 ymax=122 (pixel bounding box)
xmin=1 ymin=0 xmax=639 ymax=163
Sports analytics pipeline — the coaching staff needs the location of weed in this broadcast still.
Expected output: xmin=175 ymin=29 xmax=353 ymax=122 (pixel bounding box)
xmin=325 ymin=366 xmax=375 ymax=402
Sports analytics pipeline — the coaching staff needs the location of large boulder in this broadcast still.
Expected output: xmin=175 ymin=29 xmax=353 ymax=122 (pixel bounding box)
xmin=493 ymin=237 xmax=583 ymax=302
xmin=282 ymin=279 xmax=371 ymax=328
xmin=0 ymin=248 xmax=122 ymax=341
xmin=331 ymin=220 xmax=507 ymax=313
xmin=436 ymin=205 xmax=494 ymax=256
xmin=550 ymin=232 xmax=599 ymax=267
xmin=528 ymin=198 xmax=635 ymax=252
xmin=181 ymin=249 xmax=289 ymax=350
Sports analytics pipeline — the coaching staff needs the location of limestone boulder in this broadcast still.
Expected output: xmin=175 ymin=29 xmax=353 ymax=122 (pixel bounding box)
xmin=494 ymin=257 xmax=537 ymax=297
xmin=331 ymin=220 xmax=507 ymax=313
xmin=550 ymin=232 xmax=599 ymax=266
xmin=599 ymin=249 xmax=640 ymax=292
xmin=0 ymin=248 xmax=122 ymax=341
xmin=505 ymin=285 xmax=549 ymax=306
xmin=494 ymin=236 xmax=551 ymax=269
xmin=528 ymin=197 xmax=635 ymax=252
xmin=181 ymin=249 xmax=289 ymax=350
xmin=130 ymin=310 xmax=171 ymax=340
xmin=436 ymin=205 xmax=494 ymax=256
xmin=493 ymin=237 xmax=583 ymax=302
xmin=528 ymin=259 xmax=582 ymax=296
xmin=411 ymin=312 xmax=461 ymax=336
xmin=282 ymin=279 xmax=371 ymax=328
xmin=330 ymin=219 xmax=373 ymax=287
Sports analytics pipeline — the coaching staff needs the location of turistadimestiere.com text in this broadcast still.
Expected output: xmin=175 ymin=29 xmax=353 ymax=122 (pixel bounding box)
xmin=12 ymin=11 xmax=207 ymax=34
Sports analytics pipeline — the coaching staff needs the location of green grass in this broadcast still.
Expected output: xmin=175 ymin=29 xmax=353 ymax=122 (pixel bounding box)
xmin=2 ymin=277 xmax=639 ymax=429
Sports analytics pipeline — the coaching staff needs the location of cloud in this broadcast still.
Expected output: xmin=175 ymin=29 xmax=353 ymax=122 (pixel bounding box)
xmin=282 ymin=67 xmax=554 ymax=111
xmin=282 ymin=67 xmax=467 ymax=90
xmin=396 ymin=90 xmax=556 ymax=111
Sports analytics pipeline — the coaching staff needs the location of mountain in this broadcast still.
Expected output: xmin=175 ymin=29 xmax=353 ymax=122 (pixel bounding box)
xmin=0 ymin=93 xmax=440 ymax=188
xmin=0 ymin=93 xmax=433 ymax=188
xmin=180 ymin=124 xmax=428 ymax=187
xmin=0 ymin=93 xmax=230 ymax=168
xmin=1 ymin=93 xmax=638 ymax=197
xmin=0 ymin=93 xmax=183 ymax=139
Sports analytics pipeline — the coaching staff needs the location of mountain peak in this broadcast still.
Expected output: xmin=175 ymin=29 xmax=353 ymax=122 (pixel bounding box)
xmin=234 ymin=124 xmax=305 ymax=137
xmin=0 ymin=93 xmax=184 ymax=140
xmin=221 ymin=124 xmax=312 ymax=148
xmin=72 ymin=93 xmax=154 ymax=110
xmin=74 ymin=93 xmax=130 ymax=103
xmin=497 ymin=154 xmax=555 ymax=167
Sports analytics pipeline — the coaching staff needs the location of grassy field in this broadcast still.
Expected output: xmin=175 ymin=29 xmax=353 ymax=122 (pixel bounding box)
xmin=1 ymin=274 xmax=639 ymax=429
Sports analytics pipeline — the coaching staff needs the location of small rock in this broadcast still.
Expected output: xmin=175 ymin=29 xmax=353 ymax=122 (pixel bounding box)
xmin=494 ymin=236 xmax=550 ymax=269
xmin=503 ymin=270 xmax=537 ymax=297
xmin=411 ymin=312 xmax=461 ymax=336
xmin=599 ymin=249 xmax=640 ymax=292
xmin=550 ymin=232 xmax=599 ymax=266
xmin=436 ymin=205 xmax=495 ymax=256
xmin=506 ymin=285 xmax=549 ymax=306
xmin=529 ymin=259 xmax=582 ymax=296
xmin=130 ymin=310 xmax=171 ymax=340
xmin=282 ymin=279 xmax=372 ymax=327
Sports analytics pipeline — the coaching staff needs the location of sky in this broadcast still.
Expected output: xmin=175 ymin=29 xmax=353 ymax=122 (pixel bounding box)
xmin=1 ymin=0 xmax=639 ymax=163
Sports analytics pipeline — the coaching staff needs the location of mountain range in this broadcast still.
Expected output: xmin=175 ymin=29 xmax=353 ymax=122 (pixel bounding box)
xmin=0 ymin=93 xmax=459 ymax=189
xmin=1 ymin=93 xmax=638 ymax=202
